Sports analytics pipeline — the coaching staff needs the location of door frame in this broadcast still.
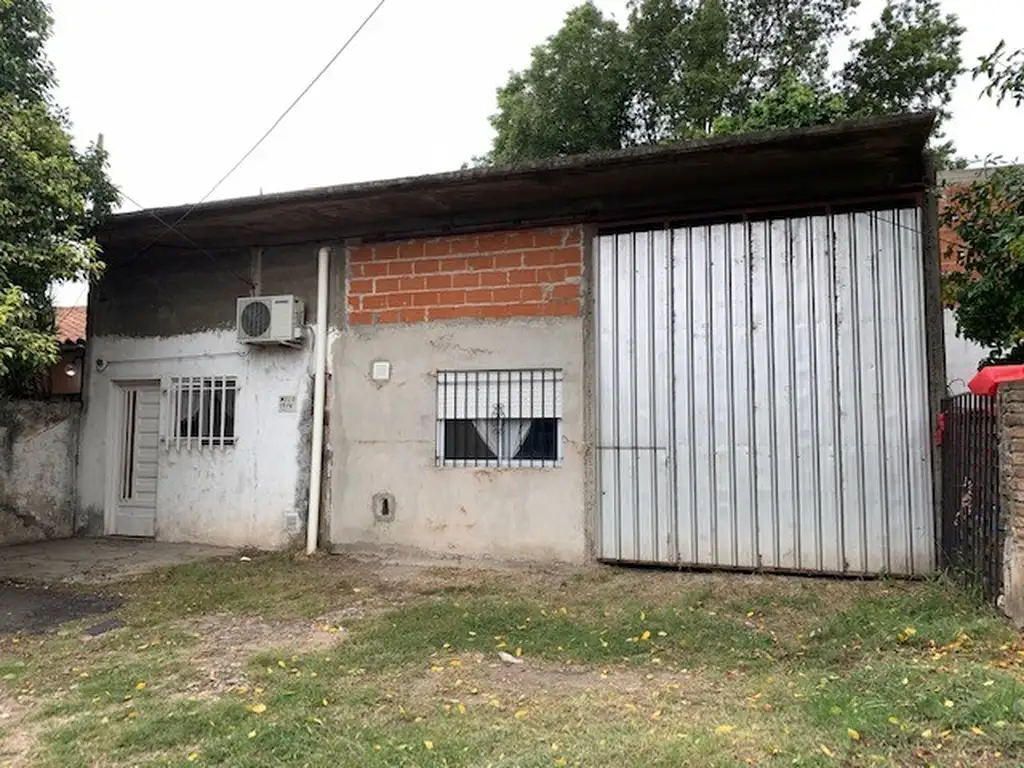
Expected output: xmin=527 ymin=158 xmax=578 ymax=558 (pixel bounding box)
xmin=103 ymin=378 xmax=161 ymax=536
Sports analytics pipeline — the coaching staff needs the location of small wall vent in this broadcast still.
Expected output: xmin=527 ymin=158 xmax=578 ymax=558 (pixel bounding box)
xmin=236 ymin=296 xmax=304 ymax=346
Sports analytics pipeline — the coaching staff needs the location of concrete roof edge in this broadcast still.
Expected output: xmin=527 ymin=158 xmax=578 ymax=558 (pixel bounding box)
xmin=103 ymin=111 xmax=936 ymax=233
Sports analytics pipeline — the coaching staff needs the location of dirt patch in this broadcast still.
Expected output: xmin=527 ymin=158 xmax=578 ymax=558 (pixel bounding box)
xmin=0 ymin=688 xmax=35 ymax=767
xmin=178 ymin=610 xmax=358 ymax=697
xmin=0 ymin=582 xmax=120 ymax=635
xmin=403 ymin=651 xmax=725 ymax=707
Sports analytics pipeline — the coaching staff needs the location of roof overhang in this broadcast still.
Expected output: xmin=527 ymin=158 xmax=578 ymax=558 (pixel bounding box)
xmin=98 ymin=112 xmax=936 ymax=252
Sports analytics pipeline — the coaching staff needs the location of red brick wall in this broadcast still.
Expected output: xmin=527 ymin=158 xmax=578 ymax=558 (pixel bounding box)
xmin=938 ymin=185 xmax=966 ymax=276
xmin=347 ymin=226 xmax=583 ymax=325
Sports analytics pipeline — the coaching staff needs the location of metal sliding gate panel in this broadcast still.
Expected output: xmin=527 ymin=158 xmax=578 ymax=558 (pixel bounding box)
xmin=596 ymin=208 xmax=935 ymax=575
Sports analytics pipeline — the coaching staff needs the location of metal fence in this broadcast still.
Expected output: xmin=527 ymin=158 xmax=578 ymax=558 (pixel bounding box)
xmin=940 ymin=393 xmax=1003 ymax=602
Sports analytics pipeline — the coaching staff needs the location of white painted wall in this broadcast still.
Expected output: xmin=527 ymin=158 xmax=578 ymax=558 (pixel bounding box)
xmin=944 ymin=308 xmax=990 ymax=395
xmin=78 ymin=330 xmax=315 ymax=548
xmin=328 ymin=318 xmax=587 ymax=564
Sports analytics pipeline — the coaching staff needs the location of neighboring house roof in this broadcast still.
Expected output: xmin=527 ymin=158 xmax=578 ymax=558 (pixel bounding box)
xmin=97 ymin=111 xmax=936 ymax=253
xmin=55 ymin=305 xmax=87 ymax=344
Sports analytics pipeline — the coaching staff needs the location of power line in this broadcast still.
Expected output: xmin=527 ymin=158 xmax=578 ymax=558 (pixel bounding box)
xmin=104 ymin=0 xmax=389 ymax=280
xmin=145 ymin=0 xmax=389 ymax=248
xmin=117 ymin=189 xmax=255 ymax=287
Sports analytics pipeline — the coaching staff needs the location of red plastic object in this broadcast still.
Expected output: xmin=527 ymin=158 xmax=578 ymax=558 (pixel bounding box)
xmin=968 ymin=365 xmax=1024 ymax=396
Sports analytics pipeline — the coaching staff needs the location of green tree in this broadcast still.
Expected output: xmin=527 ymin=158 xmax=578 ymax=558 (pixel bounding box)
xmin=0 ymin=0 xmax=117 ymax=395
xmin=482 ymin=0 xmax=964 ymax=165
xmin=974 ymin=40 xmax=1024 ymax=107
xmin=942 ymin=166 xmax=1024 ymax=365
xmin=940 ymin=40 xmax=1024 ymax=366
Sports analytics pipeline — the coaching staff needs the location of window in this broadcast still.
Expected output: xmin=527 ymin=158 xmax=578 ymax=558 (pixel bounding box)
xmin=436 ymin=369 xmax=562 ymax=468
xmin=167 ymin=376 xmax=237 ymax=449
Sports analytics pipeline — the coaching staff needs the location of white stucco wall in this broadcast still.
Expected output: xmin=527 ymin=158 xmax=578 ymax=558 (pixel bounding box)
xmin=78 ymin=330 xmax=316 ymax=548
xmin=944 ymin=308 xmax=990 ymax=395
xmin=328 ymin=318 xmax=588 ymax=563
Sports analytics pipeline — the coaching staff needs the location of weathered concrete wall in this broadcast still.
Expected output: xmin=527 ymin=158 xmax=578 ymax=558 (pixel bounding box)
xmin=999 ymin=382 xmax=1024 ymax=625
xmin=0 ymin=400 xmax=80 ymax=545
xmin=328 ymin=317 xmax=587 ymax=563
xmin=91 ymin=243 xmax=326 ymax=338
xmin=79 ymin=242 xmax=343 ymax=548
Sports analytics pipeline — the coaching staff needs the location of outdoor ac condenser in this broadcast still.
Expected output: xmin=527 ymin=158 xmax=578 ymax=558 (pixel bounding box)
xmin=236 ymin=295 xmax=305 ymax=346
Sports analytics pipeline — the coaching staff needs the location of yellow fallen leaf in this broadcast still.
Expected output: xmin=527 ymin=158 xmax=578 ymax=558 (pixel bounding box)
xmin=820 ymin=745 xmax=834 ymax=757
xmin=971 ymin=726 xmax=985 ymax=735
xmin=848 ymin=728 xmax=860 ymax=741
xmin=100 ymin=716 xmax=109 ymax=724
xmin=254 ymin=687 xmax=264 ymax=695
xmin=449 ymin=659 xmax=461 ymax=667
xmin=640 ymin=611 xmax=647 ymax=620
xmin=373 ymin=744 xmax=381 ymax=752
xmin=457 ymin=702 xmax=466 ymax=714
xmin=321 ymin=698 xmax=329 ymax=707
xmin=888 ymin=716 xmax=900 ymax=725
xmin=135 ymin=681 xmax=146 ymax=690
xmin=921 ymin=729 xmax=933 ymax=739
xmin=944 ymin=700 xmax=954 ymax=708
xmin=424 ymin=741 xmax=434 ymax=750
xmin=496 ymin=642 xmax=507 ymax=649
xmin=187 ymin=753 xmax=199 ymax=763
xmin=984 ymin=679 xmax=995 ymax=687
xmin=249 ymin=703 xmax=267 ymax=714
xmin=277 ymin=660 xmax=286 ymax=668
xmin=515 ymin=709 xmax=529 ymax=719
xmin=236 ymin=686 xmax=249 ymax=695
xmin=515 ymin=647 xmax=523 ymax=657
xmin=651 ymin=710 xmax=662 ymax=721
xmin=430 ymin=665 xmax=444 ymax=672
xmin=640 ymin=630 xmax=651 ymax=641
xmin=555 ymin=759 xmax=568 ymax=767
xmin=715 ymin=725 xmax=734 ymax=735
xmin=248 ymin=730 xmax=256 ymax=739
xmin=489 ymin=699 xmax=502 ymax=708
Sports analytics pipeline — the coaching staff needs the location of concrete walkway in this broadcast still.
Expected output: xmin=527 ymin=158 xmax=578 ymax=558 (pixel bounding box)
xmin=0 ymin=538 xmax=233 ymax=584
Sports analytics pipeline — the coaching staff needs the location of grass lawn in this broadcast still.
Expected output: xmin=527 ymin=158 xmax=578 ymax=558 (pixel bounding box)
xmin=2 ymin=554 xmax=1023 ymax=767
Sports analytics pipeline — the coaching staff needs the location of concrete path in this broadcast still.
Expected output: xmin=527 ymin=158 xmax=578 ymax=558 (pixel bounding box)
xmin=0 ymin=538 xmax=234 ymax=585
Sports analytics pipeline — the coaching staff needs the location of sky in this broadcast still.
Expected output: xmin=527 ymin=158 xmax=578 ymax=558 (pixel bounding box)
xmin=48 ymin=0 xmax=1024 ymax=306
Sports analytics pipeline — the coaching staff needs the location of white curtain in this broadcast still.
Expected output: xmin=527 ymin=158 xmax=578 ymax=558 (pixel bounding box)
xmin=472 ymin=419 xmax=532 ymax=460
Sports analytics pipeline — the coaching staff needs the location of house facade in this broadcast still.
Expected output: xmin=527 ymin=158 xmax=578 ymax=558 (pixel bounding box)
xmin=78 ymin=113 xmax=945 ymax=574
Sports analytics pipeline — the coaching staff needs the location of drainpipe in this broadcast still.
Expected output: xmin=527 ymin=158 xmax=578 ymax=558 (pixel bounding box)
xmin=306 ymin=246 xmax=330 ymax=555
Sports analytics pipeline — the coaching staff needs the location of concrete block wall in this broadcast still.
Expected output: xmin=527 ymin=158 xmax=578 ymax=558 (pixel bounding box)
xmin=0 ymin=400 xmax=80 ymax=545
xmin=329 ymin=225 xmax=589 ymax=563
xmin=346 ymin=226 xmax=583 ymax=325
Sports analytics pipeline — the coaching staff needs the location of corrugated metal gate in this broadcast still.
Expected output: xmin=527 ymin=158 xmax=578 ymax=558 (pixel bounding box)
xmin=596 ymin=208 xmax=935 ymax=575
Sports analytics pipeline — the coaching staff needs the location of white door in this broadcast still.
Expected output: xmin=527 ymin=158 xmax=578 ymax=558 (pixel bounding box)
xmin=114 ymin=383 xmax=160 ymax=537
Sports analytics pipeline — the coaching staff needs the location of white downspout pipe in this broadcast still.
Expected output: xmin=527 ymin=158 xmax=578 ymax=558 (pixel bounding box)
xmin=306 ymin=246 xmax=330 ymax=554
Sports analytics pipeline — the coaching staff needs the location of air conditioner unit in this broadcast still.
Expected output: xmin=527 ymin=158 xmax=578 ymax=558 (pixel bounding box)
xmin=236 ymin=295 xmax=305 ymax=346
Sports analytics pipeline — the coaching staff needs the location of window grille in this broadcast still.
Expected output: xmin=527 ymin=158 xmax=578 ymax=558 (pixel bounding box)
xmin=166 ymin=376 xmax=237 ymax=449
xmin=436 ymin=369 xmax=562 ymax=468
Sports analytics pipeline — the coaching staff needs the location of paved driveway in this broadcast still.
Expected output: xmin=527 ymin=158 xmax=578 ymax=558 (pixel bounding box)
xmin=0 ymin=537 xmax=232 ymax=584
xmin=0 ymin=538 xmax=234 ymax=634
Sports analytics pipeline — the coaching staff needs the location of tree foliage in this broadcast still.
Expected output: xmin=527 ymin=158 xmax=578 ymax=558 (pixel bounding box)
xmin=942 ymin=166 xmax=1024 ymax=365
xmin=974 ymin=40 xmax=1024 ymax=108
xmin=941 ymin=41 xmax=1024 ymax=366
xmin=482 ymin=0 xmax=964 ymax=165
xmin=0 ymin=0 xmax=117 ymax=395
